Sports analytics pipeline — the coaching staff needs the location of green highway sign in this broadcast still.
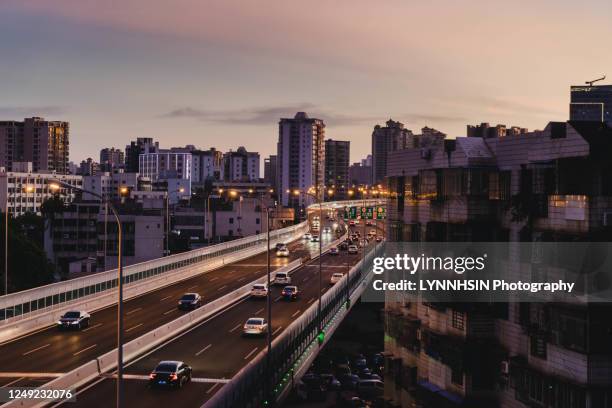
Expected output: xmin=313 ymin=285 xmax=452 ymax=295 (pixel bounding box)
xmin=376 ymin=206 xmax=386 ymax=219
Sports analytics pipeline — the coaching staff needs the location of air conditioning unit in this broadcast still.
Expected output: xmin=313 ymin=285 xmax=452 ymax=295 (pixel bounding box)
xmin=603 ymin=211 xmax=612 ymax=226
xmin=416 ymin=328 xmax=422 ymax=341
xmin=500 ymin=361 xmax=510 ymax=375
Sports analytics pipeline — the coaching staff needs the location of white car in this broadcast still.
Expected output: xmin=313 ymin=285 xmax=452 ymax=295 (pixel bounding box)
xmin=243 ymin=317 xmax=268 ymax=336
xmin=323 ymin=226 xmax=331 ymax=234
xmin=251 ymin=283 xmax=268 ymax=298
xmin=348 ymin=245 xmax=359 ymax=254
xmin=276 ymin=247 xmax=290 ymax=257
xmin=57 ymin=310 xmax=91 ymax=330
xmin=330 ymin=273 xmax=344 ymax=284
xmin=274 ymin=271 xmax=292 ymax=285
xmin=303 ymin=233 xmax=312 ymax=240
xmin=311 ymin=235 xmax=320 ymax=242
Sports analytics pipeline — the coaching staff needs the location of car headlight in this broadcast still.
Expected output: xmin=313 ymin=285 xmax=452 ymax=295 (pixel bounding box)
xmin=71 ymin=321 xmax=80 ymax=325
xmin=57 ymin=321 xmax=62 ymax=325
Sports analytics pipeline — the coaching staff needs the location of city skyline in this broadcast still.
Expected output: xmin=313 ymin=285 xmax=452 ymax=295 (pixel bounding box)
xmin=3 ymin=1 xmax=611 ymax=163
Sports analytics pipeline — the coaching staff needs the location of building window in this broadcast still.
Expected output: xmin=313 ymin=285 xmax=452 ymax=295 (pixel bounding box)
xmin=229 ymin=218 xmax=234 ymax=224
xmin=451 ymin=368 xmax=464 ymax=386
xmin=256 ymin=218 xmax=260 ymax=224
xmin=451 ymin=310 xmax=465 ymax=331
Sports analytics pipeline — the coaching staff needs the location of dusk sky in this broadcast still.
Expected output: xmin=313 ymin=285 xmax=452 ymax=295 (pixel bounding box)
xmin=1 ymin=0 xmax=611 ymax=165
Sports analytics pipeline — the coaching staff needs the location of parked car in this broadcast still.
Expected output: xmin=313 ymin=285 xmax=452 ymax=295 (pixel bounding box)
xmin=330 ymin=273 xmax=344 ymax=285
xmin=57 ymin=310 xmax=90 ymax=330
xmin=177 ymin=293 xmax=202 ymax=310
xmin=348 ymin=245 xmax=359 ymax=254
xmin=282 ymin=285 xmax=299 ymax=300
xmin=357 ymin=379 xmax=384 ymax=399
xmin=243 ymin=317 xmax=268 ymax=336
xmin=250 ymin=283 xmax=268 ymax=298
xmin=320 ymin=373 xmax=342 ymax=390
xmin=273 ymin=271 xmax=291 ymax=285
xmin=148 ymin=361 xmax=192 ymax=389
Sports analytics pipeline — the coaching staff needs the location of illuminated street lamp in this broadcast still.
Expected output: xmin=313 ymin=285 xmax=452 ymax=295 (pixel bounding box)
xmin=49 ymin=180 xmax=126 ymax=408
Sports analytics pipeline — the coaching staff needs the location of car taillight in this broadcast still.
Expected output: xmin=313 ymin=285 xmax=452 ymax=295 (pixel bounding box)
xmin=149 ymin=373 xmax=156 ymax=379
xmin=169 ymin=373 xmax=178 ymax=381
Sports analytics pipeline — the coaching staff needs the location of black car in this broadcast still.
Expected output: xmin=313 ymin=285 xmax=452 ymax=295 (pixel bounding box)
xmin=149 ymin=361 xmax=192 ymax=388
xmin=57 ymin=310 xmax=91 ymax=330
xmin=177 ymin=293 xmax=202 ymax=310
xmin=339 ymin=242 xmax=349 ymax=250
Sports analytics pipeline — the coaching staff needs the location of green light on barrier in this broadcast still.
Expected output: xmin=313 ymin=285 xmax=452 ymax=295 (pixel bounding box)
xmin=317 ymin=331 xmax=325 ymax=345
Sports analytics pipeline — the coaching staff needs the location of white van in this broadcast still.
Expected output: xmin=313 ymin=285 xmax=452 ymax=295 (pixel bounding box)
xmin=274 ymin=272 xmax=291 ymax=285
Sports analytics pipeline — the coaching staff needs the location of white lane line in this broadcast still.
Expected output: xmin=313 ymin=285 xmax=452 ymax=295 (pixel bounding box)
xmin=255 ymin=308 xmax=264 ymax=315
xmin=217 ymin=285 xmax=228 ymax=291
xmin=237 ymin=277 xmax=245 ymax=282
xmin=243 ymin=347 xmax=258 ymax=360
xmin=82 ymin=323 xmax=103 ymax=332
xmin=308 ymin=297 xmax=315 ymax=304
xmin=187 ymin=285 xmax=198 ymax=290
xmin=291 ymin=309 xmax=301 ymax=318
xmin=125 ymin=323 xmax=143 ymax=333
xmin=210 ymin=277 xmax=219 ymax=282
xmin=163 ymin=308 xmax=177 ymax=315
xmin=160 ymin=295 xmax=172 ymax=301
xmin=73 ymin=344 xmax=97 ymax=356
xmin=22 ymin=343 xmax=50 ymax=356
xmin=272 ymin=326 xmax=283 ymax=336
xmin=106 ymin=373 xmax=230 ymax=384
xmin=3 ymin=377 xmax=24 ymax=387
xmin=274 ymin=296 xmax=282 ymax=302
xmin=195 ymin=344 xmax=212 ymax=356
xmin=206 ymin=382 xmax=222 ymax=394
xmin=321 ymin=288 xmax=327 ymax=293
xmin=302 ymin=278 xmax=309 ymax=283
xmin=229 ymin=323 xmax=241 ymax=333
xmin=126 ymin=307 xmax=142 ymax=315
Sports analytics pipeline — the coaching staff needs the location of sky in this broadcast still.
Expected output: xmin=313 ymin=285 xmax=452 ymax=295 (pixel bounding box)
xmin=1 ymin=0 xmax=611 ymax=165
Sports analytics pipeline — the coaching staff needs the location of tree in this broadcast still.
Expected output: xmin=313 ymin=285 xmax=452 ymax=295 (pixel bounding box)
xmin=1 ymin=212 xmax=56 ymax=294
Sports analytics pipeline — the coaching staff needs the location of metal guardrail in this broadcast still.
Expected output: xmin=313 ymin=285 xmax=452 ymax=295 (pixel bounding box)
xmin=203 ymin=242 xmax=380 ymax=408
xmin=0 ymin=222 xmax=308 ymax=326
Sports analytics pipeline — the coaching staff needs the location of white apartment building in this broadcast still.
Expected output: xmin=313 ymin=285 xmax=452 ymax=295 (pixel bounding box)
xmin=139 ymin=150 xmax=192 ymax=182
xmin=223 ymin=147 xmax=260 ymax=182
xmin=0 ymin=169 xmax=82 ymax=216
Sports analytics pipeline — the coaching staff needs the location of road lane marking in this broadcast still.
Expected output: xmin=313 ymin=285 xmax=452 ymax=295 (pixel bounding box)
xmin=22 ymin=343 xmax=50 ymax=356
xmin=217 ymin=285 xmax=228 ymax=291
xmin=206 ymin=382 xmax=222 ymax=394
xmin=274 ymin=296 xmax=282 ymax=302
xmin=308 ymin=297 xmax=315 ymax=304
xmin=321 ymin=288 xmax=327 ymax=293
xmin=237 ymin=277 xmax=245 ymax=282
xmin=291 ymin=310 xmax=301 ymax=318
xmin=3 ymin=377 xmax=24 ymax=387
xmin=272 ymin=326 xmax=283 ymax=336
xmin=160 ymin=295 xmax=172 ymax=301
xmin=195 ymin=344 xmax=213 ymax=356
xmin=163 ymin=308 xmax=178 ymax=315
xmin=243 ymin=347 xmax=258 ymax=360
xmin=255 ymin=308 xmax=264 ymax=315
xmin=187 ymin=285 xmax=198 ymax=290
xmin=229 ymin=323 xmax=241 ymax=333
xmin=125 ymin=323 xmax=143 ymax=333
xmin=73 ymin=344 xmax=97 ymax=356
xmin=126 ymin=307 xmax=142 ymax=315
xmin=82 ymin=323 xmax=103 ymax=332
xmin=210 ymin=277 xmax=219 ymax=281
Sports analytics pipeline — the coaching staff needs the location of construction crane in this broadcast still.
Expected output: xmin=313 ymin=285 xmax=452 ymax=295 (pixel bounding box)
xmin=585 ymin=75 xmax=606 ymax=86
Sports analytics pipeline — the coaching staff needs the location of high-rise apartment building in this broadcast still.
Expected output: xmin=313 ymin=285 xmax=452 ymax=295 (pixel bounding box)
xmin=138 ymin=149 xmax=192 ymax=182
xmin=570 ymin=83 xmax=612 ymax=122
xmin=324 ymin=139 xmax=350 ymax=199
xmin=0 ymin=117 xmax=69 ymax=173
xmin=264 ymin=155 xmax=278 ymax=194
xmin=223 ymin=147 xmax=260 ymax=182
xmin=78 ymin=158 xmax=100 ymax=176
xmin=384 ymin=120 xmax=612 ymax=407
xmin=99 ymin=147 xmax=125 ymax=172
xmin=277 ymin=112 xmax=325 ymax=208
xmin=371 ymin=119 xmax=411 ymax=184
xmin=125 ymin=137 xmax=158 ymax=172
xmin=467 ymin=122 xmax=528 ymax=138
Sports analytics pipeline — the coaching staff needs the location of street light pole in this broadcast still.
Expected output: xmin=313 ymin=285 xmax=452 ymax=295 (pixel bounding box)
xmin=49 ymin=180 xmax=125 ymax=408
xmin=165 ymin=187 xmax=185 ymax=256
